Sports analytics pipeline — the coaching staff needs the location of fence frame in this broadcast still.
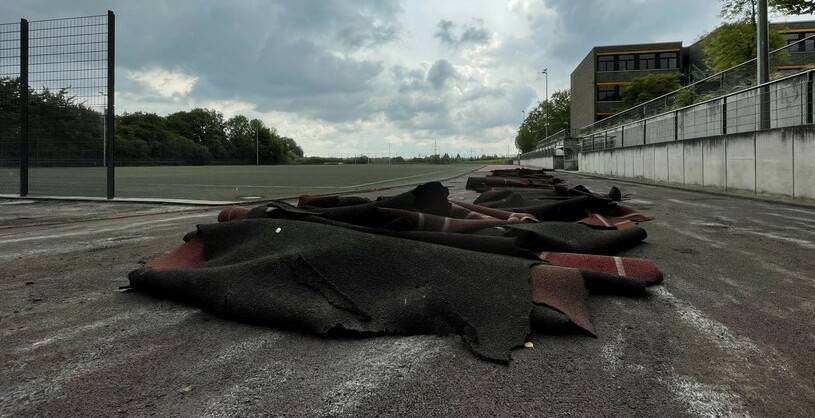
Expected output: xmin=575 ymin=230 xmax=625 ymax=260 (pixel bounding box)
xmin=19 ymin=18 xmax=28 ymax=196
xmin=7 ymin=10 xmax=115 ymax=198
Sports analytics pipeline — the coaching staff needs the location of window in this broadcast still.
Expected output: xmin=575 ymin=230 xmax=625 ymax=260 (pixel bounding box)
xmin=597 ymin=85 xmax=622 ymax=101
xmin=805 ymin=33 xmax=815 ymax=52
xmin=618 ymin=54 xmax=635 ymax=71
xmin=639 ymin=53 xmax=656 ymax=70
xmin=782 ymin=32 xmax=815 ymax=52
xmin=597 ymin=56 xmax=615 ymax=71
xmin=658 ymin=52 xmax=678 ymax=69
xmin=783 ymin=33 xmax=800 ymax=49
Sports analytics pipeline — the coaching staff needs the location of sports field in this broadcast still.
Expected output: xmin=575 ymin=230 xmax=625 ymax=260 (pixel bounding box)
xmin=0 ymin=164 xmax=483 ymax=202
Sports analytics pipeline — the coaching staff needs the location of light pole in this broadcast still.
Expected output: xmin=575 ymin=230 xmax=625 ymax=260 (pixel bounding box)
xmin=255 ymin=125 xmax=259 ymax=165
xmin=542 ymin=68 xmax=549 ymax=140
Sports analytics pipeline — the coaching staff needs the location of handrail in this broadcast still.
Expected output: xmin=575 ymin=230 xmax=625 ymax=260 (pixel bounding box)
xmin=616 ymin=67 xmax=811 ymax=126
xmin=577 ymin=68 xmax=814 ymax=151
xmin=534 ymin=129 xmax=567 ymax=149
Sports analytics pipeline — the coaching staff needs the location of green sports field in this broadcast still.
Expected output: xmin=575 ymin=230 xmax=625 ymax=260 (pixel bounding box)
xmin=0 ymin=164 xmax=483 ymax=202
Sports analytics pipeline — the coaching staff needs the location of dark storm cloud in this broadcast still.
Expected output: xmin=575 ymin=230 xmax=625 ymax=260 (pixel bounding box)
xmin=434 ymin=19 xmax=491 ymax=47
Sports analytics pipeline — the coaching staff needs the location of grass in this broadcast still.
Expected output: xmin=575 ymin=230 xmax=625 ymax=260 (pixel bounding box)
xmin=0 ymin=164 xmax=483 ymax=202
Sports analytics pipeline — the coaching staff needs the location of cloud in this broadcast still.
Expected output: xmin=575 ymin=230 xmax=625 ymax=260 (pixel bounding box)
xmin=1 ymin=0 xmax=736 ymax=157
xmin=127 ymin=68 xmax=198 ymax=97
xmin=434 ymin=19 xmax=491 ymax=47
xmin=434 ymin=20 xmax=457 ymax=45
xmin=426 ymin=59 xmax=457 ymax=89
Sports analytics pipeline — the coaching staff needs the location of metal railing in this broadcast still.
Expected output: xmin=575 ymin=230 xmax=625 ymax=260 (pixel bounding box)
xmin=533 ymin=128 xmax=568 ymax=151
xmin=0 ymin=11 xmax=114 ymax=197
xmin=579 ymin=68 xmax=814 ymax=152
xmin=578 ymin=33 xmax=815 ymax=140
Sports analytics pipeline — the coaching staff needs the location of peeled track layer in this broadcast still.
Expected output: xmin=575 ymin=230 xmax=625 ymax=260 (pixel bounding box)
xmin=130 ymin=218 xmax=536 ymax=362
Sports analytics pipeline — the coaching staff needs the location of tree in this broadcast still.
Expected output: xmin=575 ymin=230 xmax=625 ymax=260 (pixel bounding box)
xmin=772 ymin=0 xmax=815 ymax=14
xmin=117 ymin=112 xmax=212 ymax=165
xmin=0 ymin=77 xmax=304 ymax=166
xmin=701 ymin=22 xmax=786 ymax=73
xmin=720 ymin=0 xmax=759 ymax=23
xmin=514 ymin=89 xmax=570 ymax=153
xmin=720 ymin=0 xmax=815 ymax=21
xmin=166 ymin=108 xmax=230 ymax=160
xmin=514 ymin=124 xmax=537 ymax=153
xmin=622 ymin=73 xmax=682 ymax=107
xmin=225 ymin=115 xmax=257 ymax=162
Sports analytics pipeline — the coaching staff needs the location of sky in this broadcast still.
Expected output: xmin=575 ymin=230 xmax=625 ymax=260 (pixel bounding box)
xmin=2 ymin=0 xmax=804 ymax=157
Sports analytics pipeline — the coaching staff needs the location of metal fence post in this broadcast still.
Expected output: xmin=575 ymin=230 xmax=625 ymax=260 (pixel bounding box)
xmin=642 ymin=119 xmax=647 ymax=145
xmin=19 ymin=18 xmax=28 ymax=197
xmin=757 ymin=0 xmax=770 ymax=130
xmin=807 ymin=71 xmax=813 ymax=125
xmin=105 ymin=10 xmax=115 ymax=199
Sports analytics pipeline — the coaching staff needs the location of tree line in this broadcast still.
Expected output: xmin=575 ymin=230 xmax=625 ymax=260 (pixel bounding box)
xmin=0 ymin=77 xmax=304 ymax=166
xmin=117 ymin=109 xmax=302 ymax=165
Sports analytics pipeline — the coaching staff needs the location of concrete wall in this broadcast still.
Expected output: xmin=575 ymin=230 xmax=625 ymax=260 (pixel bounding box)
xmin=523 ymin=156 xmax=555 ymax=170
xmin=570 ymin=125 xmax=815 ymax=201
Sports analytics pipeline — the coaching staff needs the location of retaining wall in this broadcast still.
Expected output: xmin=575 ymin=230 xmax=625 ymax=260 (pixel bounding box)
xmin=572 ymin=125 xmax=815 ymax=201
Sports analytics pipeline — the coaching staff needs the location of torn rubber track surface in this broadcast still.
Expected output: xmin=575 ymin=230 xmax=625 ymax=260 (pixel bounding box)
xmin=129 ymin=218 xmax=537 ymax=362
xmin=128 ymin=173 xmax=660 ymax=363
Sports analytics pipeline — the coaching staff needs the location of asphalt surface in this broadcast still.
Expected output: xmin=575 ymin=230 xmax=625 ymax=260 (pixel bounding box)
xmin=2 ymin=168 xmax=814 ymax=417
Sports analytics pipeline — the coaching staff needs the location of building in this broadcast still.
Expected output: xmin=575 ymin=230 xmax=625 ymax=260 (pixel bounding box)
xmin=570 ymin=21 xmax=815 ymax=132
xmin=570 ymin=41 xmax=683 ymax=130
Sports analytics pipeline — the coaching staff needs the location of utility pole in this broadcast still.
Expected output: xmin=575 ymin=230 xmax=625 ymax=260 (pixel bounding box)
xmin=255 ymin=126 xmax=260 ymax=165
xmin=542 ymin=68 xmax=549 ymax=139
xmin=757 ymin=0 xmax=770 ymax=130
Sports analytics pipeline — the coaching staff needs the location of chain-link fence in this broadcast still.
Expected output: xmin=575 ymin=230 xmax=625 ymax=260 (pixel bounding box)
xmin=0 ymin=12 xmax=114 ymax=198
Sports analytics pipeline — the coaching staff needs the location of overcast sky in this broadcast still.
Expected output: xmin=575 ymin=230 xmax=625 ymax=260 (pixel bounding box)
xmin=3 ymin=1 xmax=804 ymax=157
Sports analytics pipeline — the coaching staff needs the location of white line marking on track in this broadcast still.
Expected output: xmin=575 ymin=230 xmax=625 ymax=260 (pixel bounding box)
xmin=763 ymin=212 xmax=815 ymax=225
xmin=600 ymin=329 xmax=625 ymax=371
xmin=663 ymin=373 xmax=751 ymax=418
xmin=737 ymin=229 xmax=815 ymax=250
xmin=1 ymin=308 xmax=198 ymax=416
xmin=655 ymin=222 xmax=724 ymax=247
xmin=0 ymin=213 xmax=213 ymax=245
xmin=313 ymin=337 xmax=444 ymax=416
xmin=653 ymin=287 xmax=760 ymax=356
xmin=667 ymin=199 xmax=722 ymax=209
